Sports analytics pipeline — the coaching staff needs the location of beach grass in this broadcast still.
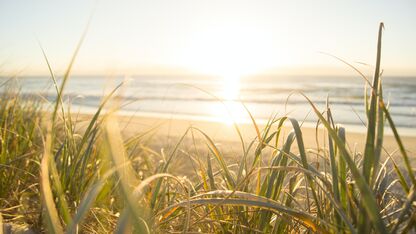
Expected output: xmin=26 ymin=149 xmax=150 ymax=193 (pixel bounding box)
xmin=1 ymin=22 xmax=415 ymax=233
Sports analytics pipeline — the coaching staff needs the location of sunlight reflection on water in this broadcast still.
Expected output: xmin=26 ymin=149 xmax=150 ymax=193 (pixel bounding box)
xmin=214 ymin=73 xmax=248 ymax=125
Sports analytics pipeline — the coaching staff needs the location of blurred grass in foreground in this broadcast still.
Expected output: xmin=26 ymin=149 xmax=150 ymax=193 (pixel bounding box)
xmin=1 ymin=23 xmax=415 ymax=233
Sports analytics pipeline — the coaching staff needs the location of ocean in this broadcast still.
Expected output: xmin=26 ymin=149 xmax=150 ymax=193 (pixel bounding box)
xmin=2 ymin=75 xmax=416 ymax=135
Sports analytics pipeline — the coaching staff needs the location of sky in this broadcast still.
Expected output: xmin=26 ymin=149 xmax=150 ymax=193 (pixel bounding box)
xmin=1 ymin=0 xmax=416 ymax=77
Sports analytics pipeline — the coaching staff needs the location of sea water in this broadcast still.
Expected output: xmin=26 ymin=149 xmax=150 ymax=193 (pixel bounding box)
xmin=1 ymin=75 xmax=415 ymax=134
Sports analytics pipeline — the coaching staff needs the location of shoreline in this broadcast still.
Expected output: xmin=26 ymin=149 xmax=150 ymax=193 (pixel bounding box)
xmin=78 ymin=111 xmax=416 ymax=157
xmin=76 ymin=108 xmax=416 ymax=137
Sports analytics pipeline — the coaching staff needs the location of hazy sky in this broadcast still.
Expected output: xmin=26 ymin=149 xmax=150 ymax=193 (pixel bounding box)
xmin=1 ymin=0 xmax=416 ymax=76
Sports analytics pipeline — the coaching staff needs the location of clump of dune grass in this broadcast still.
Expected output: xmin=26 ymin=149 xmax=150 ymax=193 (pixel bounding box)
xmin=0 ymin=81 xmax=43 ymax=230
xmin=1 ymin=22 xmax=415 ymax=233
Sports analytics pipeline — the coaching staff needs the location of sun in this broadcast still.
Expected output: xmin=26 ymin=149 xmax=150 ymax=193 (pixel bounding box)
xmin=181 ymin=25 xmax=278 ymax=124
xmin=183 ymin=24 xmax=278 ymax=77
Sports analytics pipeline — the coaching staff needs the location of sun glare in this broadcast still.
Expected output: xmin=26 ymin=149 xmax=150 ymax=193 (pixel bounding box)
xmin=212 ymin=71 xmax=246 ymax=125
xmin=182 ymin=25 xmax=278 ymax=125
xmin=221 ymin=71 xmax=240 ymax=101
xmin=184 ymin=25 xmax=278 ymax=75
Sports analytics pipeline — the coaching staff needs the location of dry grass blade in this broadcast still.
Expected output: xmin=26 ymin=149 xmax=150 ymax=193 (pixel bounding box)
xmin=66 ymin=166 xmax=120 ymax=234
xmin=161 ymin=192 xmax=328 ymax=233
xmin=103 ymin=116 xmax=148 ymax=233
xmin=40 ymin=127 xmax=64 ymax=234
xmin=133 ymin=173 xmax=189 ymax=198
xmin=319 ymin=52 xmax=372 ymax=87
xmin=0 ymin=212 xmax=3 ymax=234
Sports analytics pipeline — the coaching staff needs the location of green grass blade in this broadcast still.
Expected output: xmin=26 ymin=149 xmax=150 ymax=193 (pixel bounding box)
xmin=192 ymin=127 xmax=236 ymax=189
xmin=289 ymin=118 xmax=323 ymax=218
xmin=373 ymin=81 xmax=384 ymax=185
xmin=301 ymin=93 xmax=387 ymax=233
xmin=337 ymin=126 xmax=348 ymax=211
xmin=363 ymin=22 xmax=384 ymax=184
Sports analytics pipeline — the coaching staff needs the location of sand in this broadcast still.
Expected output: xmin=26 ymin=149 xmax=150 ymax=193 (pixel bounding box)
xmin=71 ymin=111 xmax=416 ymax=177
xmin=110 ymin=114 xmax=416 ymax=158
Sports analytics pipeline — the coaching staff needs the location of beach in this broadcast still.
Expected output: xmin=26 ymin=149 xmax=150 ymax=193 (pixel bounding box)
xmin=2 ymin=73 xmax=416 ymax=232
xmin=2 ymin=1 xmax=416 ymax=232
xmin=112 ymin=113 xmax=416 ymax=159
